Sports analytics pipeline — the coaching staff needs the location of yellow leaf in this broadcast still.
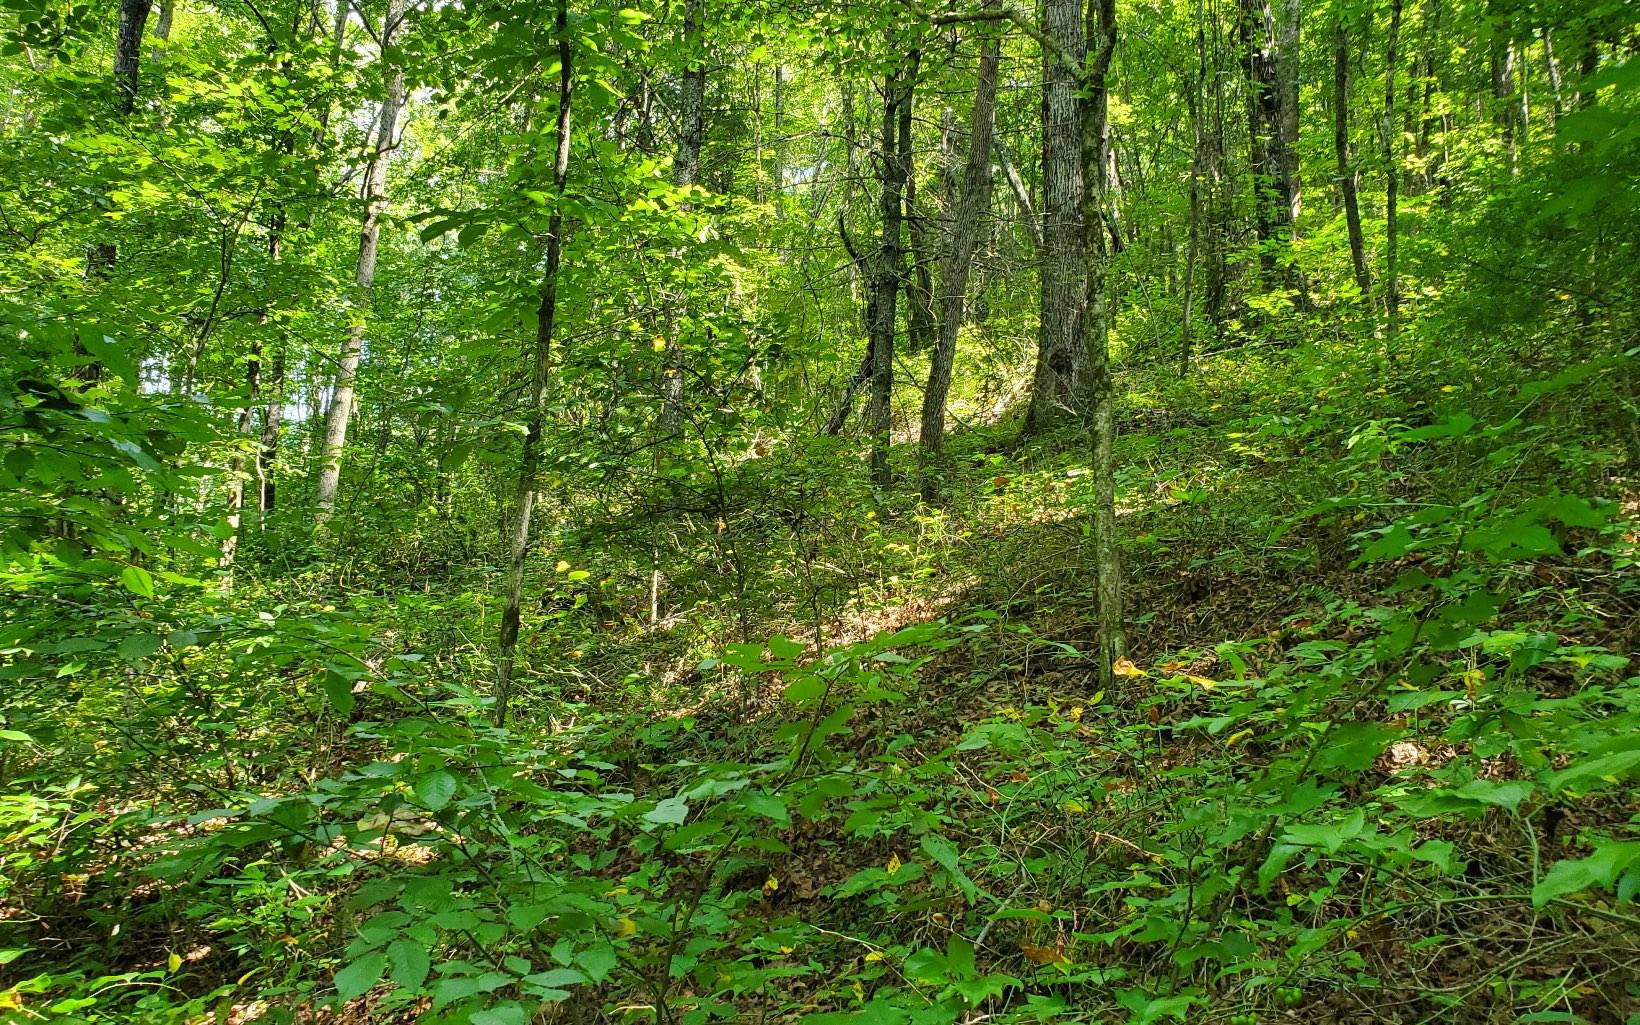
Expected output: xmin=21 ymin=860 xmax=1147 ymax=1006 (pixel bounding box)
xmin=864 ymin=951 xmax=885 ymax=962
xmin=851 ymin=980 xmax=865 ymax=1002
xmin=0 ymin=988 xmax=21 ymax=1011
xmin=167 ymin=952 xmax=182 ymax=973
xmin=1062 ymin=800 xmax=1088 ymax=815
xmin=1224 ymin=728 xmax=1253 ymax=748
xmin=555 ymin=560 xmax=570 ymax=572
xmin=1088 ymin=690 xmax=1105 ymax=706
xmin=763 ymin=875 xmax=779 ymax=893
xmin=652 ymin=337 xmax=667 ymax=352
xmin=1064 ymin=705 xmax=1083 ymax=722
xmin=778 ymin=945 xmax=795 ymax=955
xmin=1186 ymin=674 xmax=1217 ymax=690
xmin=886 ymin=854 xmax=902 ymax=875
xmin=617 ymin=918 xmax=638 ymax=937
xmin=1112 ymin=657 xmax=1146 ymax=678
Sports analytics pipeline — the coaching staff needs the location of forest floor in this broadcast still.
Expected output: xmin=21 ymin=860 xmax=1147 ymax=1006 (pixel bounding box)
xmin=8 ymin=339 xmax=1639 ymax=1025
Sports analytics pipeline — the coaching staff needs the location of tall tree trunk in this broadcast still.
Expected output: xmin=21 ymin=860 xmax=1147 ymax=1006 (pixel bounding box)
xmin=1383 ymin=0 xmax=1404 ymax=337
xmin=1576 ymin=39 xmax=1597 ymax=110
xmin=1081 ymin=0 xmax=1125 ymax=688
xmin=1541 ymin=28 xmax=1563 ymax=131
xmin=114 ymin=0 xmax=154 ymax=116
xmin=152 ymin=0 xmax=174 ymax=54
xmin=905 ymin=169 xmax=937 ymax=354
xmin=651 ymin=0 xmax=708 ymax=624
xmin=919 ymin=20 xmax=999 ymax=496
xmin=85 ymin=0 xmax=154 ymax=288
xmin=866 ymin=49 xmax=916 ymax=488
xmin=495 ymin=0 xmax=574 ymax=727
xmin=1026 ymin=0 xmax=1087 ymax=434
xmin=1238 ymin=0 xmax=1277 ymax=281
xmin=658 ymin=0 xmax=706 ymax=437
xmin=1488 ymin=17 xmax=1518 ymax=175
xmin=1335 ymin=21 xmax=1371 ymax=297
xmin=1181 ymin=1 xmax=1208 ymax=375
xmin=259 ymin=349 xmax=284 ymax=516
xmin=315 ymin=0 xmax=404 ymax=520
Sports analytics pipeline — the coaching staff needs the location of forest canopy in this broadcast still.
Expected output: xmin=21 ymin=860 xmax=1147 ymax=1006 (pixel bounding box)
xmin=1 ymin=0 xmax=1638 ymax=1022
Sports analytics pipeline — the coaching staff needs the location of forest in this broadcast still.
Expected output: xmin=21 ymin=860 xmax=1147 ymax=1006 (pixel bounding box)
xmin=1 ymin=0 xmax=1638 ymax=1020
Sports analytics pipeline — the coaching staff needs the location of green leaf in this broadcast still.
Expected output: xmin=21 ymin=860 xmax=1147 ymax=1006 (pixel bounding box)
xmin=1452 ymin=779 xmax=1532 ymax=811
xmin=119 ymin=565 xmax=155 ymax=598
xmin=470 ymin=1004 xmax=528 ymax=1025
xmin=117 ymin=633 xmax=163 ymax=661
xmin=334 ymin=951 xmax=386 ymax=1002
xmin=921 ymin=834 xmax=978 ymax=902
xmin=415 ymin=770 xmax=459 ymax=811
xmin=1315 ymin=722 xmax=1401 ymax=772
xmin=741 ymin=790 xmax=790 ymax=826
xmin=1531 ymin=842 xmax=1640 ymax=906
xmin=0 ymin=730 xmax=35 ymax=743
xmin=784 ymin=673 xmax=825 ymax=703
xmin=643 ymin=796 xmax=689 ymax=825
xmin=386 ymin=939 xmax=429 ymax=990
xmin=578 ymin=942 xmax=616 ymax=982
xmin=320 ymin=672 xmax=357 ymax=715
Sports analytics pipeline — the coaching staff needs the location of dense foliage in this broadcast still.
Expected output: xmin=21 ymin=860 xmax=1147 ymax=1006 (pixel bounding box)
xmin=1 ymin=0 xmax=1637 ymax=1022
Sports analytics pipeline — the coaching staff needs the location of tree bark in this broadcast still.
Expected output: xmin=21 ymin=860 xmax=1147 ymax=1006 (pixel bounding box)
xmin=1237 ymin=0 xmax=1299 ymax=287
xmin=866 ymin=49 xmax=917 ymax=488
xmin=919 ymin=21 xmax=1000 ymax=495
xmin=1025 ymin=0 xmax=1087 ymax=434
xmin=1335 ymin=21 xmax=1371 ymax=298
xmin=315 ymin=0 xmax=404 ymax=520
xmin=495 ymin=0 xmax=574 ymax=727
xmin=658 ymin=0 xmax=706 ymax=437
xmin=1384 ymin=0 xmax=1404 ymax=337
xmin=1081 ymin=0 xmax=1125 ymax=688
xmin=1181 ymin=2 xmax=1208 ymax=374
xmin=114 ymin=0 xmax=154 ymax=116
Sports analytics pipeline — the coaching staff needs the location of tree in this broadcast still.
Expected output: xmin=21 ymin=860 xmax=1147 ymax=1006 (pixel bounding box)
xmin=865 ymin=45 xmax=918 ymax=488
xmin=1334 ymin=15 xmax=1371 ymax=297
xmin=315 ymin=0 xmax=405 ymax=520
xmin=1025 ymin=0 xmax=1088 ymax=433
xmin=495 ymin=0 xmax=575 ymax=726
xmin=919 ymin=18 xmax=1001 ymax=494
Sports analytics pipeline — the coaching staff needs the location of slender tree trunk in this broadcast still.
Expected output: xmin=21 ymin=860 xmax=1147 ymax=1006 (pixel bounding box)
xmin=259 ymin=349 xmax=284 ymax=516
xmin=1489 ymin=19 xmax=1518 ymax=175
xmin=866 ymin=48 xmax=917 ymax=488
xmin=152 ymin=0 xmax=174 ymax=53
xmin=659 ymin=0 xmax=706 ymax=437
xmin=315 ymin=0 xmax=404 ymax=520
xmin=1082 ymin=0 xmax=1125 ymax=688
xmin=1273 ymin=0 xmax=1301 ymax=231
xmin=995 ymin=141 xmax=1043 ymax=250
xmin=904 ymin=70 xmax=935 ymax=355
xmin=651 ymin=0 xmax=708 ymax=624
xmin=85 ymin=0 xmax=154 ymax=288
xmin=919 ymin=20 xmax=999 ymax=495
xmin=114 ymin=0 xmax=154 ymax=116
xmin=1576 ymin=39 xmax=1597 ymax=110
xmin=1238 ymin=0 xmax=1277 ymax=281
xmin=905 ymin=171 xmax=937 ymax=354
xmin=1335 ymin=21 xmax=1371 ymax=297
xmin=1384 ymin=0 xmax=1404 ymax=337
xmin=1026 ymin=0 xmax=1087 ymax=434
xmin=1181 ymin=3 xmax=1208 ymax=375
xmin=495 ymin=0 xmax=574 ymax=727
xmin=1541 ymin=28 xmax=1563 ymax=131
